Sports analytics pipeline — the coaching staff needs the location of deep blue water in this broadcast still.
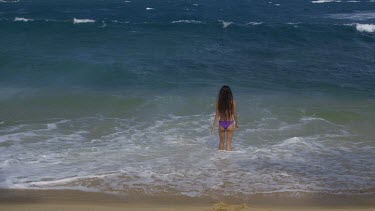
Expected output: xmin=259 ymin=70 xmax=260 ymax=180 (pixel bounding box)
xmin=0 ymin=0 xmax=374 ymax=94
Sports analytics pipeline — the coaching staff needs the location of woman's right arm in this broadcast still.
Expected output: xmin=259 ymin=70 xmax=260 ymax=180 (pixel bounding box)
xmin=211 ymin=101 xmax=219 ymax=135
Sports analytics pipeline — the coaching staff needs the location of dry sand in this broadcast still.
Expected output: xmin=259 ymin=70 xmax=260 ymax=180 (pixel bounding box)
xmin=1 ymin=189 xmax=375 ymax=211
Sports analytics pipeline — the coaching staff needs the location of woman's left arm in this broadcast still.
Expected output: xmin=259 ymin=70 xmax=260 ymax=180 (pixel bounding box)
xmin=234 ymin=100 xmax=239 ymax=129
xmin=211 ymin=101 xmax=219 ymax=135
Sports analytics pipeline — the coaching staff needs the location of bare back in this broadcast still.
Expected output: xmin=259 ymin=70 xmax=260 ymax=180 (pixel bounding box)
xmin=217 ymin=100 xmax=236 ymax=121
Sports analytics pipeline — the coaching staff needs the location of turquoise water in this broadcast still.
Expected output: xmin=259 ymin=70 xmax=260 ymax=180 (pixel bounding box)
xmin=0 ymin=0 xmax=375 ymax=198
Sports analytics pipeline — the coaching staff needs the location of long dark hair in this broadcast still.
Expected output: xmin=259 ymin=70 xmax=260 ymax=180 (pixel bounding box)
xmin=217 ymin=85 xmax=234 ymax=120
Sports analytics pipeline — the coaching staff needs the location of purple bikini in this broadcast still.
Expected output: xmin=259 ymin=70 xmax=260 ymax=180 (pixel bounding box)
xmin=219 ymin=120 xmax=234 ymax=130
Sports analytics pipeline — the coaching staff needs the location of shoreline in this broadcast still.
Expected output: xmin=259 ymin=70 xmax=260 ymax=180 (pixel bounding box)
xmin=1 ymin=188 xmax=375 ymax=210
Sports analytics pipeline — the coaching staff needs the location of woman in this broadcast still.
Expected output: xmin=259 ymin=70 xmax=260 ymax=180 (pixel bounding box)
xmin=211 ymin=85 xmax=239 ymax=151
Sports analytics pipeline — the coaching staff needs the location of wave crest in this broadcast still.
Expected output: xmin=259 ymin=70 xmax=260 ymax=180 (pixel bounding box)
xmin=355 ymin=23 xmax=375 ymax=32
xmin=171 ymin=20 xmax=203 ymax=24
xmin=14 ymin=17 xmax=33 ymax=22
xmin=73 ymin=18 xmax=95 ymax=24
xmin=219 ymin=20 xmax=233 ymax=28
xmin=312 ymin=0 xmax=360 ymax=3
xmin=0 ymin=0 xmax=20 ymax=3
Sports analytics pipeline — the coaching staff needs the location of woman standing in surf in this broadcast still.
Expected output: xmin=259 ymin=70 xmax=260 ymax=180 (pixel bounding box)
xmin=211 ymin=85 xmax=239 ymax=151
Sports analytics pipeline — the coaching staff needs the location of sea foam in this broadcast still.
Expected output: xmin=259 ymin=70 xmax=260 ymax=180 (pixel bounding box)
xmin=246 ymin=22 xmax=263 ymax=25
xmin=171 ymin=20 xmax=203 ymax=24
xmin=219 ymin=20 xmax=233 ymax=28
xmin=312 ymin=0 xmax=341 ymax=3
xmin=312 ymin=0 xmax=359 ymax=2
xmin=47 ymin=123 xmax=57 ymax=130
xmin=73 ymin=18 xmax=95 ymax=24
xmin=14 ymin=17 xmax=33 ymax=22
xmin=329 ymin=11 xmax=375 ymax=20
xmin=355 ymin=23 xmax=375 ymax=32
xmin=1 ymin=114 xmax=374 ymax=197
xmin=0 ymin=0 xmax=20 ymax=2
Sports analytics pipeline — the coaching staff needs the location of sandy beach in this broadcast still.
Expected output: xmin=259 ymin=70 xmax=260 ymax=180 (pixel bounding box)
xmin=1 ymin=188 xmax=375 ymax=211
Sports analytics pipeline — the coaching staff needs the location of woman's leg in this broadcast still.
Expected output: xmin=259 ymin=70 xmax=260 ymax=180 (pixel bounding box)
xmin=219 ymin=125 xmax=225 ymax=150
xmin=225 ymin=124 xmax=235 ymax=151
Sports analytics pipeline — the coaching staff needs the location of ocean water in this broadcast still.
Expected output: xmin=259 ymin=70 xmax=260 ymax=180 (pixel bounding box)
xmin=0 ymin=0 xmax=375 ymax=199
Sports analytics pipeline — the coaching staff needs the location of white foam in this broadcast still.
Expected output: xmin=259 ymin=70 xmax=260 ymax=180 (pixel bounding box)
xmin=355 ymin=23 xmax=375 ymax=32
xmin=18 ymin=171 xmax=120 ymax=187
xmin=193 ymin=4 xmax=198 ymax=6
xmin=278 ymin=137 xmax=305 ymax=146
xmin=0 ymin=178 xmax=27 ymax=189
xmin=14 ymin=17 xmax=33 ymax=22
xmin=73 ymin=18 xmax=95 ymax=24
xmin=1 ymin=115 xmax=374 ymax=197
xmin=219 ymin=20 xmax=232 ymax=28
xmin=312 ymin=0 xmax=341 ymax=3
xmin=110 ymin=20 xmax=130 ymax=24
xmin=287 ymin=22 xmax=300 ymax=25
xmin=312 ymin=0 xmax=359 ymax=2
xmin=171 ymin=20 xmax=203 ymax=24
xmin=0 ymin=131 xmax=37 ymax=143
xmin=300 ymin=116 xmax=340 ymax=126
xmin=300 ymin=117 xmax=326 ymax=121
xmin=47 ymin=123 xmax=57 ymax=130
xmin=0 ymin=0 xmax=19 ymax=2
xmin=146 ymin=7 xmax=154 ymax=10
xmin=328 ymin=11 xmax=375 ymax=21
xmin=45 ymin=119 xmax=69 ymax=130
xmin=1 ymin=159 xmax=20 ymax=167
xmin=0 ymin=124 xmax=25 ymax=133
xmin=246 ymin=22 xmax=263 ymax=25
xmin=274 ymin=3 xmax=280 ymax=6
xmin=30 ymin=176 xmax=87 ymax=186
xmin=124 ymin=0 xmax=131 ymax=2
